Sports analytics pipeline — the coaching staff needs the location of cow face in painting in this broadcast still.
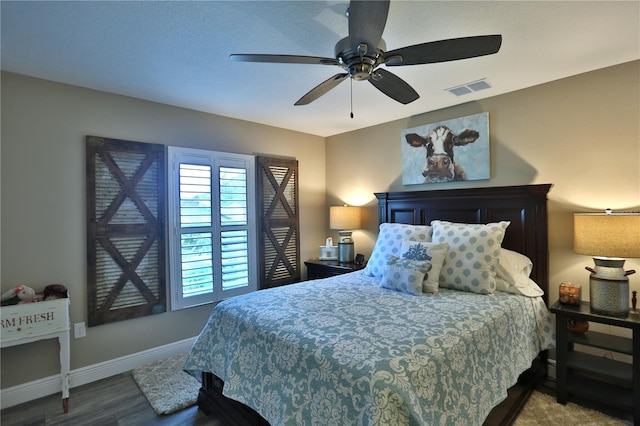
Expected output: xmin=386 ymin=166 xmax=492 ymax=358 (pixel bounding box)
xmin=405 ymin=126 xmax=480 ymax=183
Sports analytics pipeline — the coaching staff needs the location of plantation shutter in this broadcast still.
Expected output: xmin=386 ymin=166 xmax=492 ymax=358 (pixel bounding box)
xmin=86 ymin=136 xmax=166 ymax=326
xmin=167 ymin=147 xmax=257 ymax=310
xmin=257 ymin=156 xmax=300 ymax=289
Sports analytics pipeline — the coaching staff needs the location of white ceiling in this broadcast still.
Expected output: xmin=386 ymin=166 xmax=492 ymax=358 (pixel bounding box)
xmin=2 ymin=1 xmax=638 ymax=138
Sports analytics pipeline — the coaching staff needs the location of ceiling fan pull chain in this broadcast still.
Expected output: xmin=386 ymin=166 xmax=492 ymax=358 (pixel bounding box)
xmin=350 ymin=79 xmax=354 ymax=119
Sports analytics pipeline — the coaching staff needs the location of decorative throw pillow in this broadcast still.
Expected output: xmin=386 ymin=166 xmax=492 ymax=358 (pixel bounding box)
xmin=380 ymin=255 xmax=431 ymax=296
xmin=400 ymin=240 xmax=448 ymax=293
xmin=495 ymin=248 xmax=544 ymax=297
xmin=363 ymin=223 xmax=432 ymax=278
xmin=431 ymin=220 xmax=510 ymax=294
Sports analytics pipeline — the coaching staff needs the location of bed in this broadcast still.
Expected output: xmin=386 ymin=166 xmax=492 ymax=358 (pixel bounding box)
xmin=184 ymin=184 xmax=555 ymax=425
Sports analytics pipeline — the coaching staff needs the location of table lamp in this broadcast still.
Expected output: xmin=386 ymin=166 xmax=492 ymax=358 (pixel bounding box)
xmin=330 ymin=205 xmax=361 ymax=263
xmin=574 ymin=211 xmax=640 ymax=317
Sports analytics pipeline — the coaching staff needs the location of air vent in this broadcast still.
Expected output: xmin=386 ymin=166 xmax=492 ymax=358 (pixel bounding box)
xmin=446 ymin=79 xmax=492 ymax=96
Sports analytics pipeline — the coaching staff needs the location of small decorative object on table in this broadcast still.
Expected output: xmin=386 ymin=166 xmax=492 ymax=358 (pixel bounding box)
xmin=567 ymin=317 xmax=589 ymax=333
xmin=631 ymin=290 xmax=639 ymax=317
xmin=1 ymin=285 xmax=41 ymax=305
xmin=319 ymin=237 xmax=338 ymax=260
xmin=1 ymin=284 xmax=68 ymax=306
xmin=559 ymin=282 xmax=581 ymax=305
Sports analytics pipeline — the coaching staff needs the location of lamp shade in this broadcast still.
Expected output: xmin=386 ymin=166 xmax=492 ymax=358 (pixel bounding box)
xmin=330 ymin=206 xmax=361 ymax=230
xmin=574 ymin=212 xmax=640 ymax=258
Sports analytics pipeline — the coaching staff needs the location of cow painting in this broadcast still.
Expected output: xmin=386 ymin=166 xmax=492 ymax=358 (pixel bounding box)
xmin=405 ymin=126 xmax=480 ymax=183
xmin=401 ymin=112 xmax=490 ymax=185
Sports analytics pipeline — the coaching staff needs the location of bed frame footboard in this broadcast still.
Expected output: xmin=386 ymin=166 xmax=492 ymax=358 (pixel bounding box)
xmin=200 ymin=358 xmax=545 ymax=426
xmin=198 ymin=372 xmax=269 ymax=426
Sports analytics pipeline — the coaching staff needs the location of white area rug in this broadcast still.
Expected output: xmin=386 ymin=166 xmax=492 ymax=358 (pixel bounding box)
xmin=132 ymin=352 xmax=200 ymax=415
xmin=515 ymin=390 xmax=631 ymax=426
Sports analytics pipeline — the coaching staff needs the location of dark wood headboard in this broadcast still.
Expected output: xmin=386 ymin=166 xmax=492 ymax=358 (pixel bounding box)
xmin=375 ymin=184 xmax=552 ymax=304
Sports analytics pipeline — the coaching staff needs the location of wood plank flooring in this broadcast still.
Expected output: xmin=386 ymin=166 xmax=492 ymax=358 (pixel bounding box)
xmin=0 ymin=372 xmax=221 ymax=426
xmin=2 ymin=374 xmax=632 ymax=425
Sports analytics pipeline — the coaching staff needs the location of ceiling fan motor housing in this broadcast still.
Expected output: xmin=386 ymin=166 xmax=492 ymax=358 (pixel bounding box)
xmin=335 ymin=36 xmax=386 ymax=81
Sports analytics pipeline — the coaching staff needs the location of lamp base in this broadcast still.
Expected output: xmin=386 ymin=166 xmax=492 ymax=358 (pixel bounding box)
xmin=587 ymin=258 xmax=629 ymax=317
xmin=337 ymin=230 xmax=352 ymax=243
xmin=589 ymin=278 xmax=629 ymax=317
xmin=338 ymin=242 xmax=354 ymax=263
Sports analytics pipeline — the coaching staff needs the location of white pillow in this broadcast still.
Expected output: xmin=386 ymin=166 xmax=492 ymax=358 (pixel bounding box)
xmin=495 ymin=248 xmax=544 ymax=297
xmin=431 ymin=220 xmax=510 ymax=294
xmin=363 ymin=223 xmax=432 ymax=278
xmin=400 ymin=240 xmax=448 ymax=293
xmin=380 ymin=255 xmax=430 ymax=296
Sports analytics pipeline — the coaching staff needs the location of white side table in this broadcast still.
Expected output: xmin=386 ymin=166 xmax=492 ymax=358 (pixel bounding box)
xmin=1 ymin=297 xmax=71 ymax=412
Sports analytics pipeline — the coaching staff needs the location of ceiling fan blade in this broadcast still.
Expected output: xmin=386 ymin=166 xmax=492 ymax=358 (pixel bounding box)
xmin=348 ymin=0 xmax=390 ymax=53
xmin=383 ymin=35 xmax=502 ymax=66
xmin=230 ymin=54 xmax=338 ymax=66
xmin=295 ymin=73 xmax=349 ymax=106
xmin=368 ymin=68 xmax=419 ymax=104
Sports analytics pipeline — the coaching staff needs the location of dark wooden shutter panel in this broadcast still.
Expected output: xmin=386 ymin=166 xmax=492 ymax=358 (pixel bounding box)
xmin=257 ymin=156 xmax=300 ymax=289
xmin=86 ymin=136 xmax=166 ymax=326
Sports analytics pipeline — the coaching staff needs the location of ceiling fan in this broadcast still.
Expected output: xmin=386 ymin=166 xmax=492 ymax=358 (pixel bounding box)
xmin=230 ymin=0 xmax=502 ymax=106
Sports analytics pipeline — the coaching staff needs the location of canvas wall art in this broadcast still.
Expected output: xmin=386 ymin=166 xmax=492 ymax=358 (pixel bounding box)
xmin=401 ymin=112 xmax=490 ymax=185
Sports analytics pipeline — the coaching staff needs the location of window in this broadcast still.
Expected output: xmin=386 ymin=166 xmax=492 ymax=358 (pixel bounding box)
xmin=167 ymin=147 xmax=257 ymax=310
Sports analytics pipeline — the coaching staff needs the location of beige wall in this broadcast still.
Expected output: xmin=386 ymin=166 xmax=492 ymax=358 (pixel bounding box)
xmin=0 ymin=72 xmax=327 ymax=388
xmin=2 ymin=60 xmax=639 ymax=390
xmin=327 ymin=60 xmax=640 ymax=342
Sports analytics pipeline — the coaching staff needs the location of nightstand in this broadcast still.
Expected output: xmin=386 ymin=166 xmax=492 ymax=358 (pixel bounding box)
xmin=304 ymin=259 xmax=365 ymax=280
xmin=550 ymin=301 xmax=639 ymax=424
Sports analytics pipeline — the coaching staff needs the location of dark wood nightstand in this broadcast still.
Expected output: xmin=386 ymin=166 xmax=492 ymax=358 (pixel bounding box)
xmin=550 ymin=301 xmax=639 ymax=425
xmin=304 ymin=259 xmax=365 ymax=280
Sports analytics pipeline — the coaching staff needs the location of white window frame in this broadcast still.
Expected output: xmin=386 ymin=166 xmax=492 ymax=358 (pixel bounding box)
xmin=167 ymin=146 xmax=257 ymax=310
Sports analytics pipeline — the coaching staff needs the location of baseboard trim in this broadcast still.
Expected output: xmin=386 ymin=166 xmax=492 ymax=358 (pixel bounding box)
xmin=0 ymin=336 xmax=197 ymax=410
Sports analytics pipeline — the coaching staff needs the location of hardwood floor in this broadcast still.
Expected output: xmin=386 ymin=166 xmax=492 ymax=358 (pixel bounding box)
xmin=2 ymin=374 xmax=632 ymax=425
xmin=0 ymin=372 xmax=221 ymax=426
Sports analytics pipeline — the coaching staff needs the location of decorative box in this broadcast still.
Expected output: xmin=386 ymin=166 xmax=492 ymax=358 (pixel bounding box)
xmin=319 ymin=245 xmax=338 ymax=260
xmin=559 ymin=282 xmax=581 ymax=305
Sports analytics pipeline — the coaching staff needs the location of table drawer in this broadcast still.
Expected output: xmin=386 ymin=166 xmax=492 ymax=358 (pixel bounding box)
xmin=1 ymin=298 xmax=70 ymax=344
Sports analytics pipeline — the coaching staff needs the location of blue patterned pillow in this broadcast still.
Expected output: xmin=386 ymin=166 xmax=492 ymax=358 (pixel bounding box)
xmin=431 ymin=220 xmax=510 ymax=294
xmin=363 ymin=223 xmax=432 ymax=278
xmin=380 ymin=255 xmax=431 ymax=296
xmin=400 ymin=240 xmax=448 ymax=293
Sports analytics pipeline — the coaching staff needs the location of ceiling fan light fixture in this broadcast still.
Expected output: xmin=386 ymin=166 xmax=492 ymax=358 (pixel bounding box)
xmin=349 ymin=63 xmax=375 ymax=80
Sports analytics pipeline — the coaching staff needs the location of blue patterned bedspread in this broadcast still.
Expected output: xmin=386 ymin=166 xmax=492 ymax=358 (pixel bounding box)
xmin=184 ymin=271 xmax=555 ymax=426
